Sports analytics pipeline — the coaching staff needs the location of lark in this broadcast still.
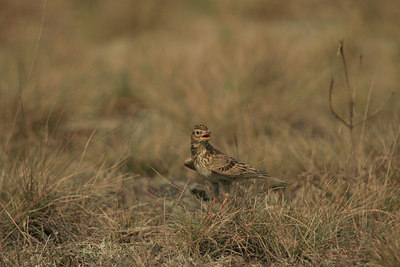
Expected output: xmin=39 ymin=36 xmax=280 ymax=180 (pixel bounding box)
xmin=184 ymin=124 xmax=287 ymax=203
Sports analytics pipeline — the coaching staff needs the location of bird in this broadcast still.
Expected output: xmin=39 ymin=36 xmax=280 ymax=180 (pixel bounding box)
xmin=184 ymin=124 xmax=287 ymax=204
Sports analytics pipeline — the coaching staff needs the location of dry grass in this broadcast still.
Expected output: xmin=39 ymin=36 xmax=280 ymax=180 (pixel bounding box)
xmin=1 ymin=0 xmax=400 ymax=265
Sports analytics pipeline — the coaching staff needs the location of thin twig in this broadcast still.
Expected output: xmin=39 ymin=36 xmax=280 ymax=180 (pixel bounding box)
xmin=329 ymin=78 xmax=351 ymax=128
xmin=353 ymin=90 xmax=395 ymax=127
xmin=338 ymin=40 xmax=351 ymax=91
xmin=338 ymin=40 xmax=354 ymax=128
xmin=352 ymin=55 xmax=363 ymax=113
xmin=330 ymin=40 xmax=395 ymax=173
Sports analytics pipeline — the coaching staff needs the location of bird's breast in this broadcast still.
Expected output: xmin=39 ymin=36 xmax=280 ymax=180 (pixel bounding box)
xmin=193 ymin=156 xmax=212 ymax=178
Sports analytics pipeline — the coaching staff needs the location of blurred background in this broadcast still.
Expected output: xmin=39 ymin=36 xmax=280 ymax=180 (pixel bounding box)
xmin=1 ymin=0 xmax=399 ymax=179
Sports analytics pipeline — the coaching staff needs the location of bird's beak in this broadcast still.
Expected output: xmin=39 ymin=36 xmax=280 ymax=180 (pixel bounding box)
xmin=202 ymin=133 xmax=211 ymax=140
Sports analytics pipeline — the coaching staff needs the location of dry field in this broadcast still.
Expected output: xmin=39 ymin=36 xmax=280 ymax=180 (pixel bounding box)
xmin=1 ymin=1 xmax=400 ymax=266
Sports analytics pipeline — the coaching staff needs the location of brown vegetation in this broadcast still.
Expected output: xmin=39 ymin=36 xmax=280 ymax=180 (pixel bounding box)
xmin=1 ymin=0 xmax=399 ymax=265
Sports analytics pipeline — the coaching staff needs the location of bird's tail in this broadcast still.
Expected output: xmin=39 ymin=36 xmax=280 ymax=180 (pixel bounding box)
xmin=264 ymin=176 xmax=288 ymax=184
xmin=243 ymin=172 xmax=288 ymax=184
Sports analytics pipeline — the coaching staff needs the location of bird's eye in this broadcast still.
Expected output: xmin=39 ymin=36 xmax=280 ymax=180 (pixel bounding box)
xmin=195 ymin=130 xmax=200 ymax=135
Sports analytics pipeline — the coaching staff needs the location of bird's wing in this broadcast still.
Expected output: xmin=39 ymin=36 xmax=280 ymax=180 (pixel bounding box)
xmin=184 ymin=157 xmax=196 ymax=170
xmin=209 ymin=154 xmax=287 ymax=184
xmin=208 ymin=155 xmax=242 ymax=178
xmin=208 ymin=154 xmax=260 ymax=178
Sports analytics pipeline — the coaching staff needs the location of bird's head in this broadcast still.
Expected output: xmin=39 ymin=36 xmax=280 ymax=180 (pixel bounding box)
xmin=191 ymin=124 xmax=211 ymax=143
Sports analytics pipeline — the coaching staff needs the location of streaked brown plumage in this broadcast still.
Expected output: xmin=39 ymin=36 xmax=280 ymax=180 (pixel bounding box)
xmin=184 ymin=124 xmax=287 ymax=200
